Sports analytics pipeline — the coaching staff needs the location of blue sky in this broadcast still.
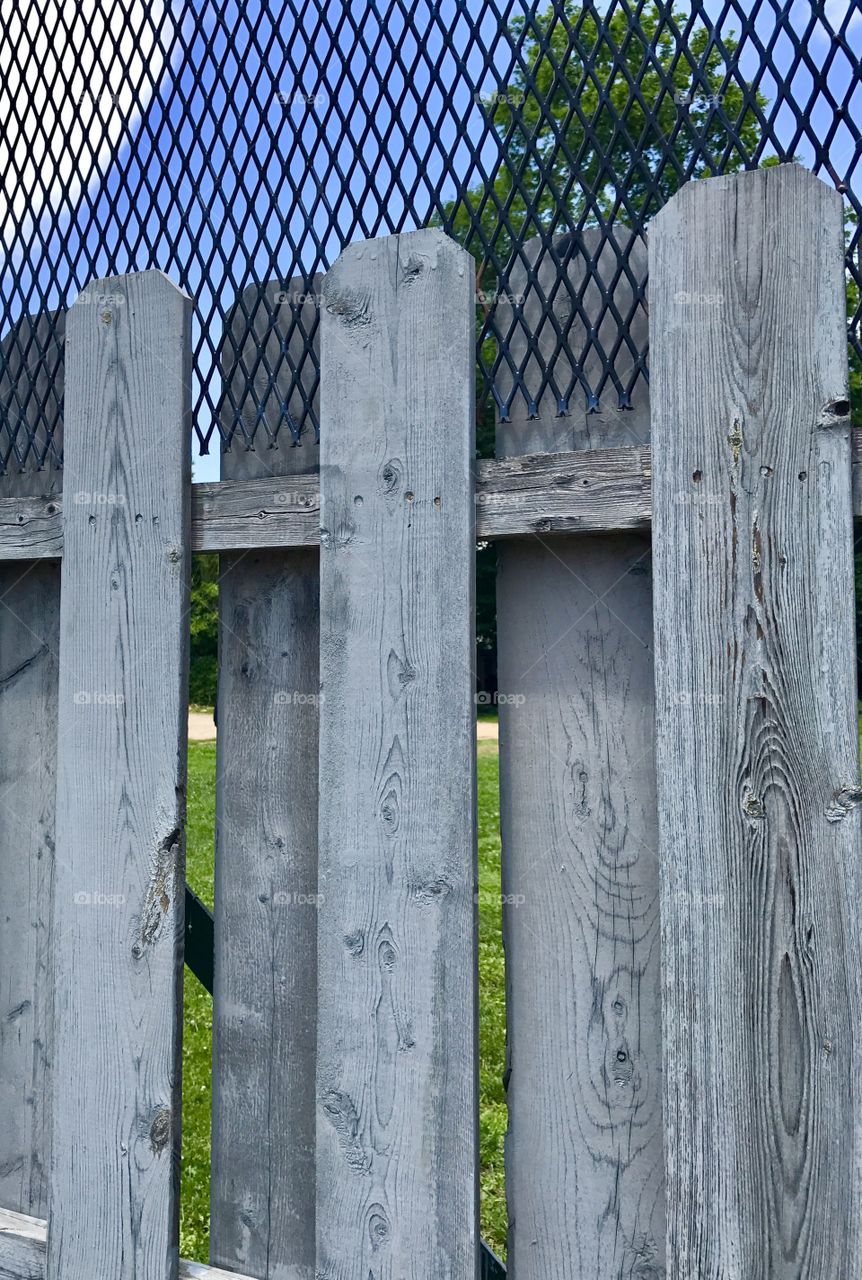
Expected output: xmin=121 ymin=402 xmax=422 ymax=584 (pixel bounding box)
xmin=3 ymin=0 xmax=860 ymax=480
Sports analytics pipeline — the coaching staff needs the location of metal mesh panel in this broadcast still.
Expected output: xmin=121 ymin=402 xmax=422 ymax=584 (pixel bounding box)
xmin=1 ymin=0 xmax=860 ymax=469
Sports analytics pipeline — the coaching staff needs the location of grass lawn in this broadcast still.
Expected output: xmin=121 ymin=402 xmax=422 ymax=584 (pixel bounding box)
xmin=180 ymin=736 xmax=508 ymax=1262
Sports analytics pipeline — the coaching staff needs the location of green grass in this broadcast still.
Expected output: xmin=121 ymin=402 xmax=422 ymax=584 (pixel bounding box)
xmin=476 ymin=739 xmax=507 ymax=1256
xmin=180 ymin=741 xmax=216 ymax=1262
xmin=180 ymin=737 xmax=508 ymax=1262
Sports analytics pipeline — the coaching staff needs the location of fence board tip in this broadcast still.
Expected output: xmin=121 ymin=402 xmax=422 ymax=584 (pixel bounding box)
xmin=652 ymin=162 xmax=841 ymax=232
xmin=71 ymin=269 xmax=191 ymax=311
xmin=323 ymin=227 xmax=472 ymax=302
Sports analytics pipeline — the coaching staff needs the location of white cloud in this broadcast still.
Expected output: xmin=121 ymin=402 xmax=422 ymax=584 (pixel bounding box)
xmin=0 ymin=0 xmax=173 ymax=243
xmin=824 ymin=0 xmax=862 ymax=32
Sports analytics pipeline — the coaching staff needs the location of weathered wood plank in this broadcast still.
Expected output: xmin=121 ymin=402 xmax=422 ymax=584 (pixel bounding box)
xmin=476 ymin=444 xmax=652 ymax=537
xmin=210 ymin=276 xmax=319 ymax=1278
xmin=48 ymin=271 xmax=191 ymax=1280
xmin=0 ymin=309 xmax=64 ymax=490
xmin=0 ymin=562 xmax=59 ymax=1220
xmin=1 ymin=434 xmax=862 ymax=559
xmin=0 ymin=494 xmax=64 ymax=557
xmin=495 ymin=227 xmax=664 ymax=1276
xmin=0 ymin=310 xmax=63 ymax=1220
xmin=217 ymin=275 xmax=320 ymax=459
xmin=497 ymin=541 xmax=663 ymax=1272
xmin=192 ymin=474 xmax=320 ymax=550
xmin=0 ymin=1207 xmax=43 ymax=1280
xmin=652 ymin=164 xmax=862 ymax=1275
xmin=495 ymin=225 xmax=649 ymax=447
xmin=0 ymin=1209 xmax=255 ymax=1280
xmin=316 ymin=229 xmax=479 ymax=1277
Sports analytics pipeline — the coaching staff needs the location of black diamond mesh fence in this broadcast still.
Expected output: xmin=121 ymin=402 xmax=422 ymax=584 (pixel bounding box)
xmin=1 ymin=0 xmax=860 ymax=475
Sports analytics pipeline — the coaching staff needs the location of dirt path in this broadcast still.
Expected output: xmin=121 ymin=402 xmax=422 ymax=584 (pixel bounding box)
xmin=188 ymin=712 xmax=499 ymax=742
xmin=188 ymin=711 xmax=216 ymax=740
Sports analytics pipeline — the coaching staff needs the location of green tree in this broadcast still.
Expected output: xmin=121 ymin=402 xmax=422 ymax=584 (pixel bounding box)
xmin=444 ymin=1 xmax=767 ymax=315
xmin=437 ymin=1 xmax=768 ymax=674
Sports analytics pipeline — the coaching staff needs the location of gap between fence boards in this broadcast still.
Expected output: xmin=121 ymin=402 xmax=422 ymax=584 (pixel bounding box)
xmin=0 ymin=432 xmax=858 ymax=558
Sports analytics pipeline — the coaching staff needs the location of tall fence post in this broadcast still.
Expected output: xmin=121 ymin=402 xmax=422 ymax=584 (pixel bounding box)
xmin=316 ymin=229 xmax=479 ymax=1277
xmin=210 ymin=276 xmax=320 ymax=1276
xmin=48 ymin=271 xmax=191 ymax=1280
xmin=652 ymin=164 xmax=862 ymax=1273
xmin=0 ymin=310 xmax=64 ymax=1218
xmin=494 ymin=229 xmax=664 ymax=1275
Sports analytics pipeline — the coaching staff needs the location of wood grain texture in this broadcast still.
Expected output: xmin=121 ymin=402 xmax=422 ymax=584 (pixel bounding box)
xmin=0 ymin=1209 xmax=255 ymax=1280
xmin=651 ymin=164 xmax=862 ymax=1276
xmin=495 ymin=225 xmax=649 ymax=448
xmin=191 ymin=475 xmax=320 ymax=551
xmin=0 ymin=309 xmax=64 ymax=495
xmin=316 ymin=229 xmax=479 ymax=1278
xmin=0 ymin=495 xmax=64 ymax=558
xmin=476 ymin=445 xmax=651 ymax=537
xmin=0 ymin=560 xmax=59 ymax=1219
xmin=210 ymin=276 xmax=319 ymax=1279
xmin=218 ymin=275 xmax=320 ymax=460
xmin=495 ymin=229 xmax=665 ymax=1277
xmin=0 ymin=310 xmax=63 ymax=1219
xmin=48 ymin=271 xmax=191 ymax=1280
xmin=3 ymin=435 xmax=862 ymax=559
xmin=0 ymin=1207 xmax=43 ymax=1280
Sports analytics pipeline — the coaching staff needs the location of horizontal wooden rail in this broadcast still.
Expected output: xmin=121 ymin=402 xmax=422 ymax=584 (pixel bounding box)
xmin=0 ymin=433 xmax=858 ymax=560
xmin=0 ymin=1208 xmax=253 ymax=1280
xmin=0 ymin=1204 xmax=506 ymax=1280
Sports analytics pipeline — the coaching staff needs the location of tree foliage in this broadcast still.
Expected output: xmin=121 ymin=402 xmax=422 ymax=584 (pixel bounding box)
xmin=442 ymin=1 xmax=766 ymax=290
xmin=441 ymin=2 xmax=768 ymax=667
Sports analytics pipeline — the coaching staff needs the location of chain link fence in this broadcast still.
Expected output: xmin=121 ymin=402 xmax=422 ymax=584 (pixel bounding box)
xmin=1 ymin=0 xmax=860 ymax=475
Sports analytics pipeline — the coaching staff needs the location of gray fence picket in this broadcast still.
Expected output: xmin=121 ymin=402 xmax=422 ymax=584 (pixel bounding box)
xmin=48 ymin=271 xmax=191 ymax=1280
xmin=495 ymin=229 xmax=664 ymax=1275
xmin=210 ymin=277 xmax=320 ymax=1277
xmin=0 ymin=1206 xmax=258 ymax=1280
xmin=652 ymin=164 xmax=862 ymax=1272
xmin=0 ymin=311 xmax=64 ymax=1218
xmin=0 ymin=562 xmax=59 ymax=1221
xmin=0 ymin=310 xmax=64 ymax=491
xmin=316 ymin=229 xmax=479 ymax=1277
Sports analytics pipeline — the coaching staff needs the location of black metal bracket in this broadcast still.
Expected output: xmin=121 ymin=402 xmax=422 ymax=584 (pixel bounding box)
xmin=184 ymin=884 xmax=214 ymax=995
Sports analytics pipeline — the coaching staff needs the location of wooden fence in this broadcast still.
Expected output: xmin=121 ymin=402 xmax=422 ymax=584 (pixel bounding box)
xmin=0 ymin=163 xmax=860 ymax=1279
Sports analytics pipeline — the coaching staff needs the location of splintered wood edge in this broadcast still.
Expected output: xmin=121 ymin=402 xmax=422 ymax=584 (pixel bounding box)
xmin=0 ymin=434 xmax=858 ymax=559
xmin=0 ymin=1207 xmax=254 ymax=1280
